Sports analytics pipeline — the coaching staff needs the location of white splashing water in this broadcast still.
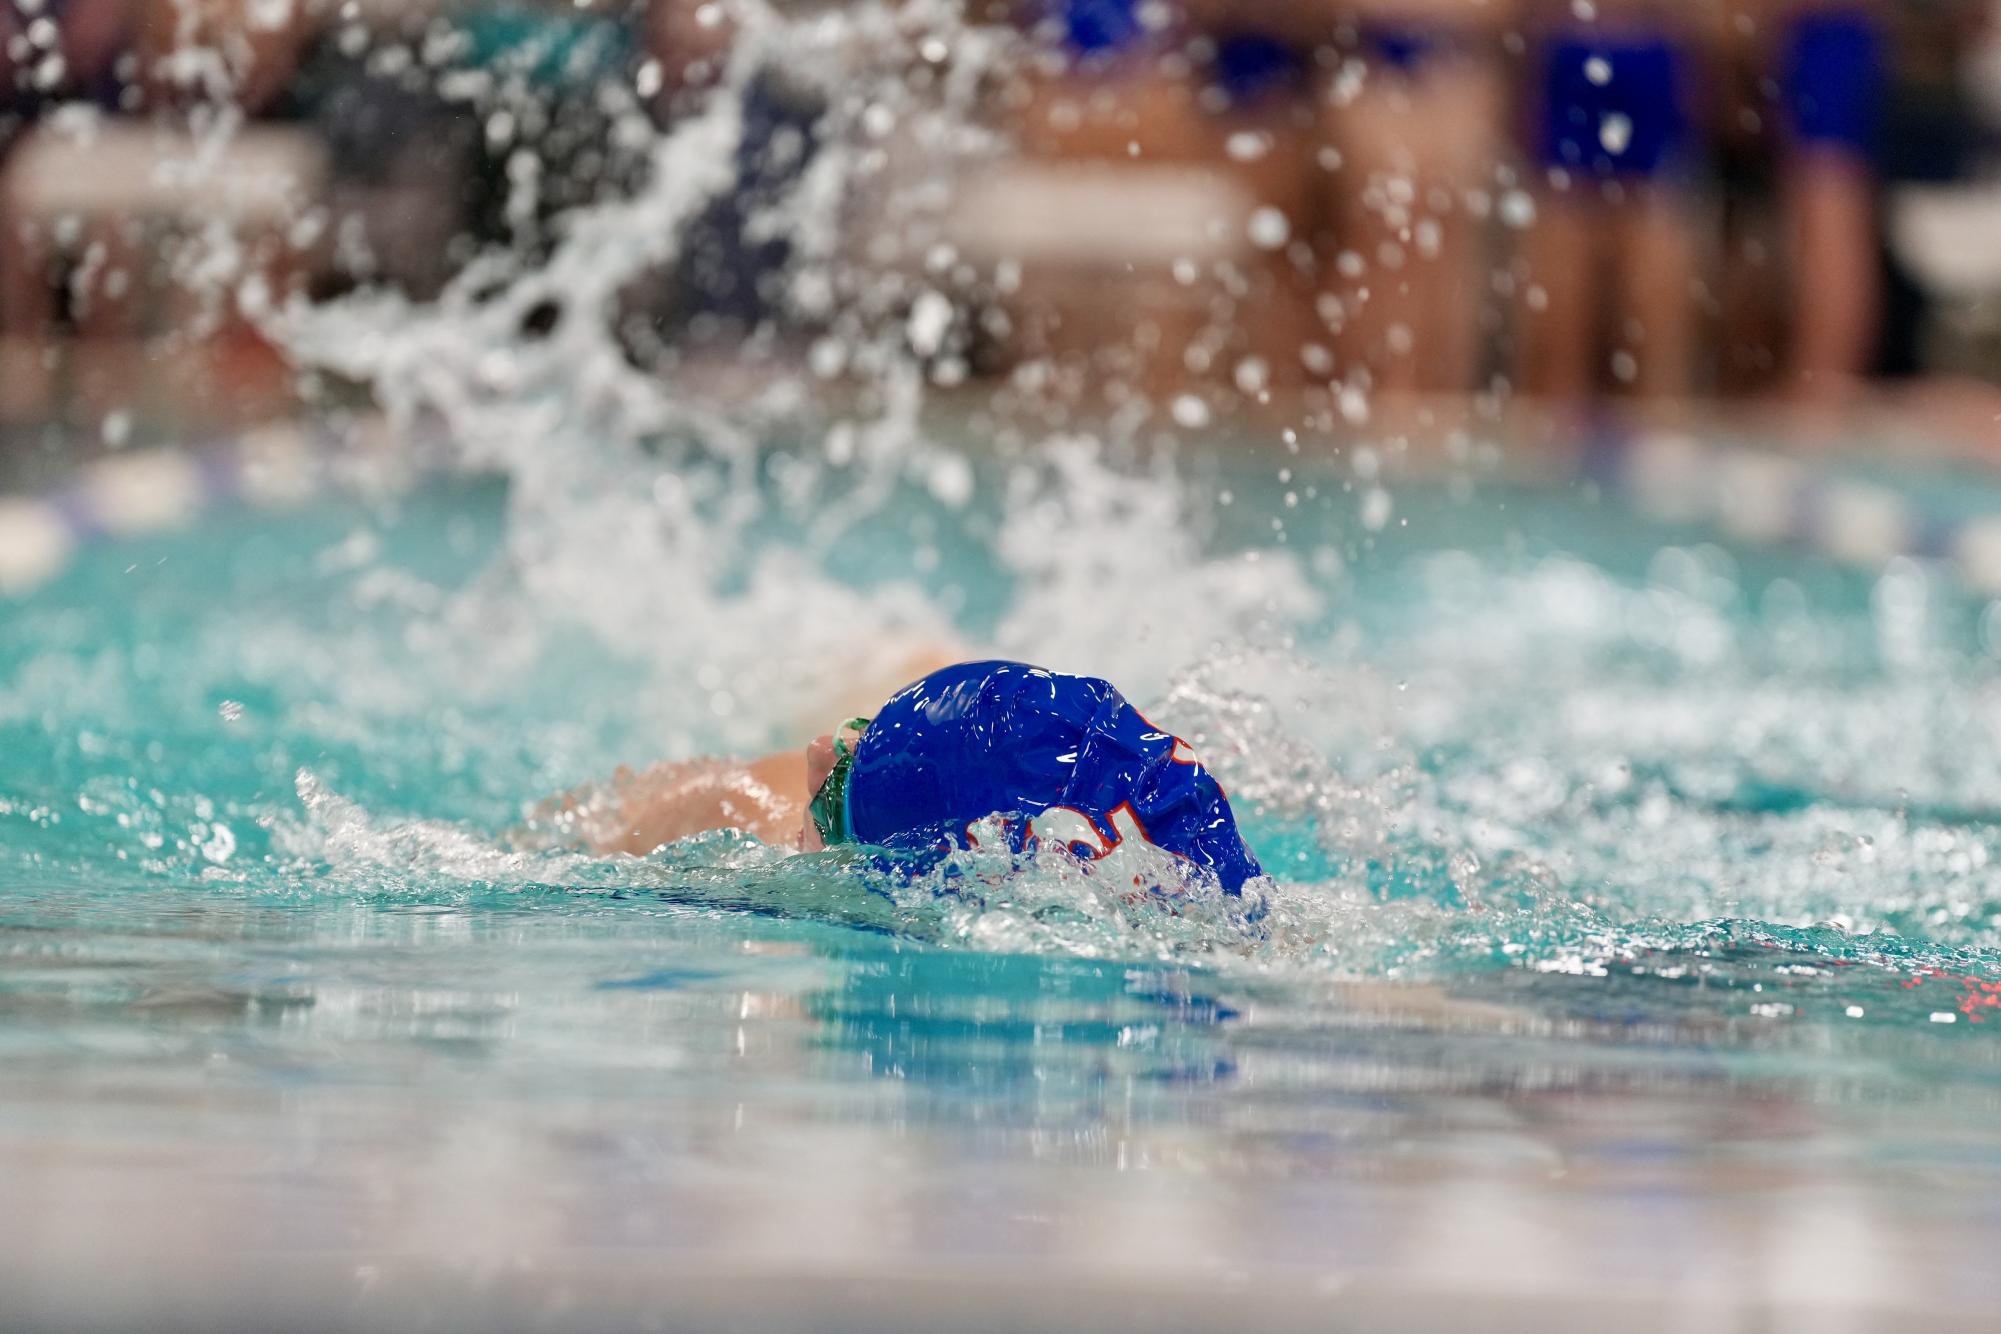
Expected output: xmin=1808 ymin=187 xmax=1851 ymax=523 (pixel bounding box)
xmin=272 ymin=0 xmax=1316 ymax=751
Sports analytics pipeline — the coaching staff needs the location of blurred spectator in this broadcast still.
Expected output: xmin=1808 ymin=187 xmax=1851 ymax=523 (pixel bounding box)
xmin=1873 ymin=0 xmax=1994 ymax=380
xmin=1316 ymin=0 xmax=1521 ymax=409
xmin=298 ymin=11 xmax=477 ymax=301
xmin=0 ymin=0 xmax=1991 ymax=445
xmin=984 ymin=1 xmax=1248 ymax=404
xmin=1717 ymin=0 xmax=1992 ymax=403
xmin=1 ymin=0 xmax=325 ymax=429
xmin=452 ymin=0 xmax=644 ymax=250
xmin=646 ymin=0 xmax=734 ymax=107
xmin=637 ymin=0 xmax=825 ymax=357
xmin=979 ymin=0 xmax=1324 ymax=409
xmin=1181 ymin=5 xmax=1323 ymax=400
xmin=1513 ymin=0 xmax=1705 ymax=412
xmin=129 ymin=0 xmax=319 ymax=117
xmin=1 ymin=0 xmax=144 ymax=421
xmin=1773 ymin=0 xmax=1889 ymax=402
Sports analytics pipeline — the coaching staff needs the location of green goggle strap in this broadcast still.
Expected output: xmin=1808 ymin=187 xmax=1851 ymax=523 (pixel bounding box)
xmin=808 ymin=717 xmax=872 ymax=847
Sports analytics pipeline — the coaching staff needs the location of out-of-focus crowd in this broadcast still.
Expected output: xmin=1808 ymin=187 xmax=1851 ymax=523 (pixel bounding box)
xmin=1 ymin=0 xmax=1998 ymax=440
xmin=986 ymin=0 xmax=2001 ymax=442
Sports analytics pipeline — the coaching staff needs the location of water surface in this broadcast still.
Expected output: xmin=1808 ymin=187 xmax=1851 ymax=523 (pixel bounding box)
xmin=6 ymin=464 xmax=2001 ymax=1327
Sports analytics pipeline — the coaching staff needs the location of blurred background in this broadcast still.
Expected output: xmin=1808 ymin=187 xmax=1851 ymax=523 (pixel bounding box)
xmin=2 ymin=0 xmax=1998 ymax=491
xmin=13 ymin=9 xmax=2001 ymax=1327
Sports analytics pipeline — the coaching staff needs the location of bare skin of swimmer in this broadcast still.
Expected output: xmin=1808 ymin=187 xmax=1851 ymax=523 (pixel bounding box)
xmin=520 ymin=646 xmax=962 ymax=857
xmin=523 ymin=736 xmax=839 ymax=856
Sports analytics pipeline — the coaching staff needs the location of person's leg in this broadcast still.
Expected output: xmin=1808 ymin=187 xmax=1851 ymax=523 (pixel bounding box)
xmin=68 ymin=216 xmax=152 ymax=426
xmin=1325 ymin=56 xmax=1498 ymax=402
xmin=1514 ymin=187 xmax=1600 ymax=406
xmin=1512 ymin=30 xmax=1625 ymax=416
xmin=68 ymin=216 xmax=149 ymax=340
xmin=1613 ymin=184 xmax=1699 ymax=405
xmin=1784 ymin=148 xmax=1877 ymax=399
xmin=1324 ymin=71 xmax=1426 ymax=399
xmin=1556 ymin=27 xmax=1702 ymax=410
xmin=1410 ymin=55 xmax=1502 ymax=398
xmin=1778 ymin=8 xmax=1885 ymax=401
xmin=0 ymin=173 xmax=57 ymax=422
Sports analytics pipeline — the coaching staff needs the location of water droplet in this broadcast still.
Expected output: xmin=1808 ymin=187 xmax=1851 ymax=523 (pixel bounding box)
xmin=907 ymin=290 xmax=953 ymax=358
xmin=1226 ymin=131 xmax=1269 ymax=162
xmin=1600 ymin=113 xmax=1633 ymax=155
xmin=1499 ymin=190 xmax=1536 ymax=230
xmin=1361 ymin=486 xmax=1393 ymax=532
xmin=199 ymin=822 xmax=236 ymax=864
xmin=1247 ymin=207 xmax=1290 ymax=250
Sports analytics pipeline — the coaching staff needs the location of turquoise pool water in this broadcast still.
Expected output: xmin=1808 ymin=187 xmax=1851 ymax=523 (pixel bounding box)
xmin=7 ymin=454 xmax=2001 ymax=1327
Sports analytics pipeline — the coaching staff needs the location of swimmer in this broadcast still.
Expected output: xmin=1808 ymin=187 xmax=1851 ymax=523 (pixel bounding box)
xmin=525 ymin=660 xmax=1265 ymax=895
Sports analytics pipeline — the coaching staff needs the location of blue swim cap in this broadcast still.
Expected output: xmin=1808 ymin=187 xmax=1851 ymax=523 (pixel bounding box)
xmin=842 ymin=661 xmax=1264 ymax=894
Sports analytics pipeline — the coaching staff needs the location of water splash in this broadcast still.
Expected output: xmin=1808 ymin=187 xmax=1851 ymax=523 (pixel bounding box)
xmin=10 ymin=1 xmax=2001 ymax=1035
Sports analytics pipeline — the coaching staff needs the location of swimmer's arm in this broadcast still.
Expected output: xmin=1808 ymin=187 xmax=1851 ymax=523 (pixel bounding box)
xmin=513 ymin=640 xmax=964 ymax=856
xmin=516 ymin=752 xmax=810 ymax=856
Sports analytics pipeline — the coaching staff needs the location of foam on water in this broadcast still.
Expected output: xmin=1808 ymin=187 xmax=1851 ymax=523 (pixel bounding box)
xmin=14 ymin=486 xmax=2001 ymax=1069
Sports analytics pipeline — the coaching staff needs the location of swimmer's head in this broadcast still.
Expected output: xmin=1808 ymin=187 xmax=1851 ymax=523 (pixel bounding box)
xmin=802 ymin=717 xmax=870 ymax=852
xmin=807 ymin=660 xmax=1263 ymax=893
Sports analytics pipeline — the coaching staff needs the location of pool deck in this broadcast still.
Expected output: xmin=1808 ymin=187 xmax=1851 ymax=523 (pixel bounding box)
xmin=6 ymin=1100 xmax=1995 ymax=1333
xmin=10 ymin=1261 xmax=1980 ymax=1334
